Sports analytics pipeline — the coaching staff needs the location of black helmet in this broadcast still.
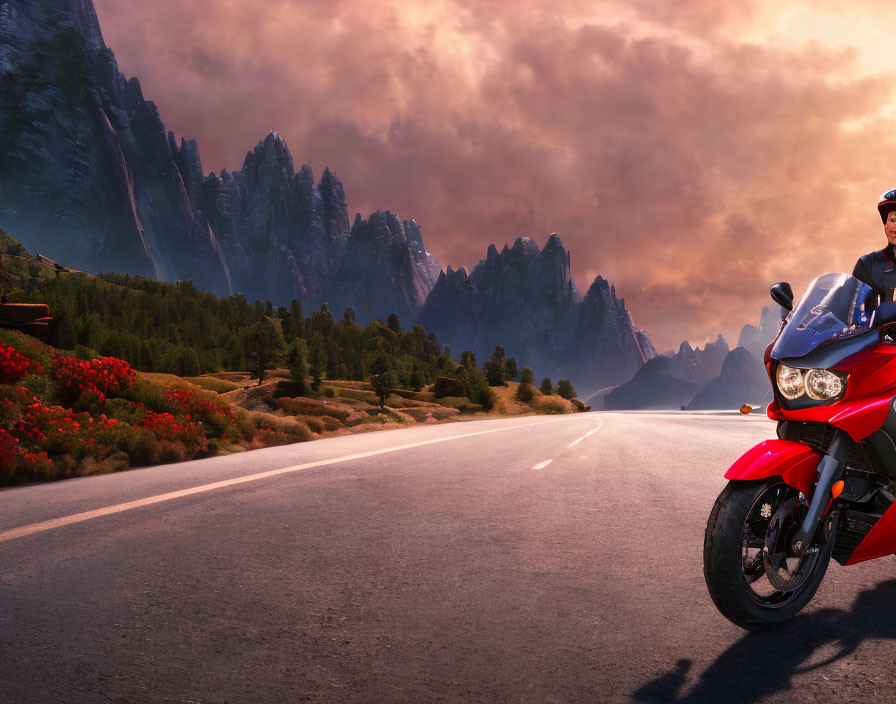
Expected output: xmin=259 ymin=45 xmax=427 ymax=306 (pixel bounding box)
xmin=879 ymin=189 xmax=896 ymax=223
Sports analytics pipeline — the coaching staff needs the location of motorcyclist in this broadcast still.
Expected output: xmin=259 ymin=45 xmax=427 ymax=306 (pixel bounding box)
xmin=852 ymin=189 xmax=896 ymax=301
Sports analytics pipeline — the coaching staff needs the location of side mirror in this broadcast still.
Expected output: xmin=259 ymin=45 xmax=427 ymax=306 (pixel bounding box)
xmin=770 ymin=282 xmax=794 ymax=312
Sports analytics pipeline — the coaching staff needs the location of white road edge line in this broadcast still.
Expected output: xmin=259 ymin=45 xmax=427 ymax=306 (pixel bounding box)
xmin=532 ymin=460 xmax=553 ymax=470
xmin=568 ymin=418 xmax=604 ymax=448
xmin=0 ymin=415 xmax=595 ymax=544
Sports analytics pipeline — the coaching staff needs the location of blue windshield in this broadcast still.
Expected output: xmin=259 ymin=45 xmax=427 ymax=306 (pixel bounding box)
xmin=770 ymin=273 xmax=874 ymax=360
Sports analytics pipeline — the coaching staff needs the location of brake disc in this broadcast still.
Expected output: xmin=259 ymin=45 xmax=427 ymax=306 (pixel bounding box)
xmin=762 ymin=496 xmax=814 ymax=592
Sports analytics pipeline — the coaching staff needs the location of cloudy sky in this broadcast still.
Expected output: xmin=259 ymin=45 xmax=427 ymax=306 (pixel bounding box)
xmin=93 ymin=0 xmax=896 ymax=352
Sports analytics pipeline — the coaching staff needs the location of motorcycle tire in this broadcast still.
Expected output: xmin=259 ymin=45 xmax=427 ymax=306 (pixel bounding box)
xmin=703 ymin=478 xmax=833 ymax=631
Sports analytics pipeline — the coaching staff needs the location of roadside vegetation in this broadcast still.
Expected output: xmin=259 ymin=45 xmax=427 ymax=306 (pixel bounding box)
xmin=0 ymin=229 xmax=588 ymax=485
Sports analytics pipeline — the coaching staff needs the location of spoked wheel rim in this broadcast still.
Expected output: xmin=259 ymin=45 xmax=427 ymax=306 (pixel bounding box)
xmin=739 ymin=482 xmax=827 ymax=609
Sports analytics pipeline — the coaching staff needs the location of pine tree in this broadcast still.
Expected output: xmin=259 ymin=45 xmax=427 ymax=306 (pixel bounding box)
xmin=410 ymin=363 xmax=423 ymax=391
xmin=485 ymin=345 xmax=507 ymax=386
xmin=368 ymin=352 xmax=397 ymax=410
xmin=387 ymin=313 xmax=402 ymax=334
xmin=505 ymin=357 xmax=518 ymax=380
xmin=557 ymin=379 xmax=577 ymax=399
xmin=521 ymin=366 xmax=535 ymax=385
xmin=286 ymin=338 xmax=310 ymax=393
xmin=242 ymin=318 xmax=285 ymax=384
xmin=540 ymin=378 xmax=553 ymax=395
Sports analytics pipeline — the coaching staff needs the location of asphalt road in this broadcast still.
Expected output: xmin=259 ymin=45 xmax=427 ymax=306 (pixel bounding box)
xmin=1 ymin=411 xmax=894 ymax=704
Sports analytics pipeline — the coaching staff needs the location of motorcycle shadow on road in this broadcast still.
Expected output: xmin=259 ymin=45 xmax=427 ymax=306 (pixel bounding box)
xmin=632 ymin=579 xmax=896 ymax=704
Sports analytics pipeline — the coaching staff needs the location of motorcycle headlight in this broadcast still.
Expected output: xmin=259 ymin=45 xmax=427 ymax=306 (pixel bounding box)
xmin=776 ymin=364 xmax=805 ymax=399
xmin=805 ymin=368 xmax=845 ymax=401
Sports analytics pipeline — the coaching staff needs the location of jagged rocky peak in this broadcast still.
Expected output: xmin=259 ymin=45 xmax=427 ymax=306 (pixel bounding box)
xmin=170 ymin=133 xmax=204 ymax=202
xmin=583 ymin=275 xmax=616 ymax=305
xmin=505 ymin=236 xmax=540 ymax=262
xmin=241 ymin=131 xmax=296 ymax=192
xmin=402 ymin=218 xmax=441 ymax=290
xmin=319 ymin=167 xmax=350 ymax=251
xmin=738 ymin=304 xmax=784 ymax=360
xmin=690 ymin=333 xmax=729 ymax=379
xmin=350 ymin=211 xmax=407 ymax=245
xmin=534 ymin=233 xmax=574 ymax=296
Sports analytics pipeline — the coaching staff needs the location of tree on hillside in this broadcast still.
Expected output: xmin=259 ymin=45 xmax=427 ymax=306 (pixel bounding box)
xmin=557 ymin=379 xmax=577 ymax=400
xmin=311 ymin=303 xmax=336 ymax=338
xmin=461 ymin=350 xmax=477 ymax=370
xmin=309 ymin=333 xmax=327 ymax=390
xmin=540 ymin=378 xmax=553 ymax=395
xmin=243 ymin=318 xmax=285 ymax=385
xmin=464 ymin=368 xmax=496 ymax=410
xmin=368 ymin=352 xmax=398 ymax=410
xmin=286 ymin=338 xmax=310 ymax=394
xmin=343 ymin=307 xmax=357 ymax=325
xmin=485 ymin=345 xmax=507 ymax=386
xmin=505 ymin=357 xmax=518 ymax=380
xmin=387 ymin=313 xmax=402 ymax=334
xmin=521 ymin=366 xmax=535 ymax=385
xmin=410 ymin=362 xmax=423 ymax=392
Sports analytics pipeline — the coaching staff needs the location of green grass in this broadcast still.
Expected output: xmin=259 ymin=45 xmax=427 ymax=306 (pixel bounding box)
xmin=186 ymin=376 xmax=240 ymax=393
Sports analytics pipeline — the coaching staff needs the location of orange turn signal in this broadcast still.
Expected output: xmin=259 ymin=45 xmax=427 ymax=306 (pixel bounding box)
xmin=832 ymin=480 xmax=845 ymax=499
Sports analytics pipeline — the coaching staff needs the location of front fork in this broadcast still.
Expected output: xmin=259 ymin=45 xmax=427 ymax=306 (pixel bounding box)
xmin=790 ymin=428 xmax=851 ymax=556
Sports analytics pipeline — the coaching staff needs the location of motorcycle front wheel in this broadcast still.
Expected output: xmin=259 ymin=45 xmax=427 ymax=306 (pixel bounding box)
xmin=703 ymin=478 xmax=834 ymax=630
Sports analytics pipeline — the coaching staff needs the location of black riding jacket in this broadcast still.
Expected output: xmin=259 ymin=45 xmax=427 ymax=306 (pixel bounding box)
xmin=853 ymin=244 xmax=896 ymax=302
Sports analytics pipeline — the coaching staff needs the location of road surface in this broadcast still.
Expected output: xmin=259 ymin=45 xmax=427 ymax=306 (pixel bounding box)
xmin=1 ymin=411 xmax=893 ymax=703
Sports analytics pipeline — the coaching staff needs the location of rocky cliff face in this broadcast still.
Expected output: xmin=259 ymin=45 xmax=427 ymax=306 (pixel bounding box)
xmin=693 ymin=334 xmax=729 ymax=379
xmin=0 ymin=0 xmax=439 ymax=312
xmin=686 ymin=346 xmax=771 ymax=410
xmin=737 ymin=305 xmax=783 ymax=361
xmin=187 ymin=133 xmax=354 ymax=308
xmin=0 ymin=0 xmax=231 ymax=295
xmin=329 ymin=211 xmax=431 ymax=325
xmin=419 ymin=234 xmax=656 ymax=392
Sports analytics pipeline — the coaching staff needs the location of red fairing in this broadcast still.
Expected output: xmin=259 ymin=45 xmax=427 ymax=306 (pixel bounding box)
xmin=724 ymin=439 xmax=822 ymax=494
xmin=766 ymin=345 xmax=896 ymax=441
xmin=846 ymin=503 xmax=896 ymax=564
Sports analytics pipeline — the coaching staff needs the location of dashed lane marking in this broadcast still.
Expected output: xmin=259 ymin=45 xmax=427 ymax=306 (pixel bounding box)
xmin=568 ymin=418 xmax=604 ymax=448
xmin=532 ymin=460 xmax=553 ymax=469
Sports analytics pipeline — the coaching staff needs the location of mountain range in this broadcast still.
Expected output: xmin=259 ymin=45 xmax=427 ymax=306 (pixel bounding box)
xmin=595 ymin=305 xmax=783 ymax=410
xmin=0 ymin=0 xmax=658 ymax=393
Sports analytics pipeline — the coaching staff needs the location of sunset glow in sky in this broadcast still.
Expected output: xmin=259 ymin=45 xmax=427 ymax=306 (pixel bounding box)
xmin=92 ymin=0 xmax=896 ymax=351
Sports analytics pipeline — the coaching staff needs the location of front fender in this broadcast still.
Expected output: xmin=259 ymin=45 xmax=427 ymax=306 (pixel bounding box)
xmin=724 ymin=439 xmax=822 ymax=494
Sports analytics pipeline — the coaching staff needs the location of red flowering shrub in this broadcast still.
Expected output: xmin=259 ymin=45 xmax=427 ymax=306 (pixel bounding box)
xmin=165 ymin=388 xmax=237 ymax=439
xmin=251 ymin=422 xmax=312 ymax=448
xmin=0 ymin=343 xmax=43 ymax=384
xmin=0 ymin=428 xmax=19 ymax=480
xmin=0 ymin=427 xmax=54 ymax=482
xmin=17 ymin=401 xmax=102 ymax=459
xmin=166 ymin=388 xmax=234 ymax=422
xmin=50 ymin=355 xmax=136 ymax=404
xmin=140 ymin=411 xmax=207 ymax=456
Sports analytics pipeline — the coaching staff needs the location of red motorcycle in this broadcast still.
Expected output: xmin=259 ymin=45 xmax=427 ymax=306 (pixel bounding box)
xmin=704 ymin=272 xmax=896 ymax=629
